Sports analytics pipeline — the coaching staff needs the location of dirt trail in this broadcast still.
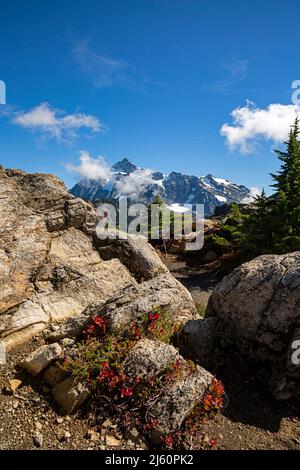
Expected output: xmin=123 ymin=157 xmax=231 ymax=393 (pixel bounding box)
xmin=162 ymin=253 xmax=219 ymax=308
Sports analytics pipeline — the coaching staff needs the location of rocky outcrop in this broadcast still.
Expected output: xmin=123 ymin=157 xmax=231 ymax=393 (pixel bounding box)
xmin=47 ymin=273 xmax=197 ymax=342
xmin=0 ymin=170 xmax=195 ymax=347
xmin=204 ymin=252 xmax=300 ymax=400
xmin=95 ymin=232 xmax=169 ymax=282
xmin=1 ymin=166 xmax=217 ymax=446
xmin=0 ymin=167 xmax=196 ymax=350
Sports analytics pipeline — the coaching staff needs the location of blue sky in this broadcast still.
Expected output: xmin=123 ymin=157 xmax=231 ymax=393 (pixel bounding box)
xmin=0 ymin=0 xmax=300 ymax=192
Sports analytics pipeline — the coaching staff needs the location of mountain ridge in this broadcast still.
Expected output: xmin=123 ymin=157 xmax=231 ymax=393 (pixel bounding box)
xmin=70 ymin=157 xmax=251 ymax=216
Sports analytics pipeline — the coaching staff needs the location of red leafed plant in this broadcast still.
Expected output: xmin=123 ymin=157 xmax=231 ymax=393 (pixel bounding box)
xmin=83 ymin=315 xmax=108 ymax=338
xmin=162 ymin=434 xmax=174 ymax=448
xmin=202 ymin=377 xmax=224 ymax=413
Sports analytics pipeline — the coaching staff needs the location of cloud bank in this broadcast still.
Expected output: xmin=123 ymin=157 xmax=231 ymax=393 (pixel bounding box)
xmin=241 ymin=186 xmax=261 ymax=204
xmin=115 ymin=168 xmax=157 ymax=200
xmin=221 ymin=102 xmax=299 ymax=153
xmin=13 ymin=102 xmax=103 ymax=143
xmin=65 ymin=151 xmax=112 ymax=182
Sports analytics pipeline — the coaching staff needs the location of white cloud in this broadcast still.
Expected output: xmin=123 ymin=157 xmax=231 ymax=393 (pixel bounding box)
xmin=65 ymin=151 xmax=112 ymax=182
xmin=13 ymin=102 xmax=103 ymax=143
xmin=221 ymin=102 xmax=299 ymax=153
xmin=115 ymin=168 xmax=157 ymax=200
xmin=241 ymin=187 xmax=261 ymax=204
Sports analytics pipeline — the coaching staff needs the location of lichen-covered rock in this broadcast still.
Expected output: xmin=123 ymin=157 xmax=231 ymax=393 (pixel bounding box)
xmin=21 ymin=343 xmax=63 ymax=376
xmin=207 ymin=252 xmax=300 ymax=350
xmin=123 ymin=339 xmax=180 ymax=379
xmin=207 ymin=252 xmax=300 ymax=400
xmin=148 ymin=365 xmax=212 ymax=441
xmin=0 ymin=168 xmax=138 ymax=349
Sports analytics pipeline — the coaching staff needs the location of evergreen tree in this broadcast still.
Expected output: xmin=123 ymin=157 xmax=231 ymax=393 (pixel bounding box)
xmin=241 ymin=189 xmax=274 ymax=254
xmin=270 ymin=118 xmax=300 ymax=239
xmin=271 ymin=118 xmax=300 ymax=196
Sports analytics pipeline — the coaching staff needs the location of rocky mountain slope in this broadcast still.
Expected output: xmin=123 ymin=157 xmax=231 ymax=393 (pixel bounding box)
xmin=70 ymin=158 xmax=251 ymax=216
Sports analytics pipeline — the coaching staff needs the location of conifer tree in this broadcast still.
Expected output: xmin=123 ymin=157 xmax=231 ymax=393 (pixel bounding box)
xmin=271 ymin=118 xmax=300 ymax=243
xmin=241 ymin=189 xmax=274 ymax=253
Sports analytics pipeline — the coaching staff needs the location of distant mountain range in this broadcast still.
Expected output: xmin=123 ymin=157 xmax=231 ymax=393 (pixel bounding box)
xmin=70 ymin=157 xmax=251 ymax=216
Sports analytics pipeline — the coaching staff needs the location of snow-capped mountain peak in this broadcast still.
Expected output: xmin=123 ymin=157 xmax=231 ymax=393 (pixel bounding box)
xmin=70 ymin=159 xmax=252 ymax=216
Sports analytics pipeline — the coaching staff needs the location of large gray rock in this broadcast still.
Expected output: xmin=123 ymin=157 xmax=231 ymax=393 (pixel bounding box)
xmin=123 ymin=338 xmax=180 ymax=379
xmin=208 ymin=252 xmax=300 ymax=349
xmin=95 ymin=232 xmax=169 ymax=282
xmin=148 ymin=365 xmax=212 ymax=441
xmin=123 ymin=339 xmax=213 ymax=443
xmin=207 ymin=252 xmax=300 ymax=400
xmin=84 ymin=273 xmax=197 ymax=335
